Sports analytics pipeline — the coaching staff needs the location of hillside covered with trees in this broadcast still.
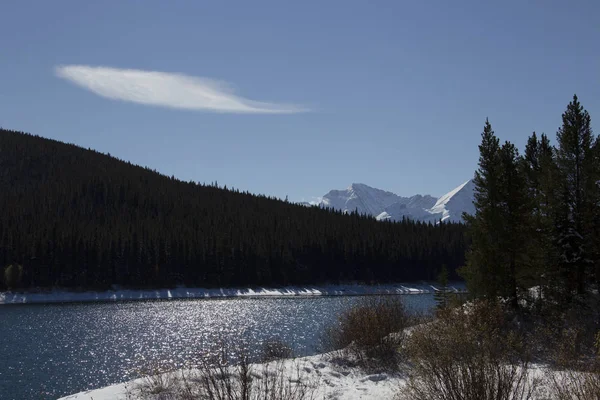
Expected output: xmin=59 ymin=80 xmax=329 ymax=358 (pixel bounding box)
xmin=0 ymin=129 xmax=466 ymax=290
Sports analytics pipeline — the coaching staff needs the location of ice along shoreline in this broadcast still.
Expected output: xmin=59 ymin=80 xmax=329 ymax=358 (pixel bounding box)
xmin=0 ymin=283 xmax=465 ymax=305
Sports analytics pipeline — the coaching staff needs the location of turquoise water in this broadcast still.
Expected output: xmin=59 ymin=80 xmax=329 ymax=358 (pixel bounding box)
xmin=0 ymin=295 xmax=435 ymax=400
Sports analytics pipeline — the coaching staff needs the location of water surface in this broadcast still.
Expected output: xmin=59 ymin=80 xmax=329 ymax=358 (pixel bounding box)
xmin=0 ymin=295 xmax=435 ymax=400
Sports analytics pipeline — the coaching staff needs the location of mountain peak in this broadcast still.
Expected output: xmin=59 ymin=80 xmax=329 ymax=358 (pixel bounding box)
xmin=428 ymin=180 xmax=475 ymax=222
xmin=347 ymin=182 xmax=370 ymax=191
xmin=317 ymin=180 xmax=474 ymax=223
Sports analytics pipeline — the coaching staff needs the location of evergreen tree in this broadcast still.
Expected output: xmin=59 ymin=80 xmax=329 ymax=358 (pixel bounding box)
xmin=462 ymin=123 xmax=529 ymax=308
xmin=4 ymin=264 xmax=23 ymax=290
xmin=434 ymin=264 xmax=450 ymax=311
xmin=522 ymin=132 xmax=560 ymax=302
xmin=461 ymin=119 xmax=503 ymax=299
xmin=590 ymin=139 xmax=600 ymax=286
xmin=554 ymin=95 xmax=598 ymax=301
xmin=497 ymin=141 xmax=529 ymax=308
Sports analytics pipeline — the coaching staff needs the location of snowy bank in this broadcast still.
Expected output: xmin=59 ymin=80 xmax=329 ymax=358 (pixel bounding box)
xmin=57 ymin=352 xmax=404 ymax=400
xmin=56 ymin=352 xmax=550 ymax=400
xmin=0 ymin=283 xmax=465 ymax=305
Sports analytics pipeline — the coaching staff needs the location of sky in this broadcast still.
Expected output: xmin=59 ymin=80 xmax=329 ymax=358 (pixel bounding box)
xmin=1 ymin=1 xmax=599 ymax=201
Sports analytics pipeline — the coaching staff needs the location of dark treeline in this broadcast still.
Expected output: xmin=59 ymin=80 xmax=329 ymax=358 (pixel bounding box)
xmin=0 ymin=129 xmax=466 ymax=290
xmin=463 ymin=94 xmax=600 ymax=310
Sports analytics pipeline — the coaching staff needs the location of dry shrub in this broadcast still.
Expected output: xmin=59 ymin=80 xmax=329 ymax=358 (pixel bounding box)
xmin=129 ymin=361 xmax=181 ymax=399
xmin=528 ymin=300 xmax=600 ymax=366
xmin=407 ymin=309 xmax=435 ymax=327
xmin=129 ymin=339 xmax=314 ymax=400
xmin=260 ymin=338 xmax=293 ymax=363
xmin=323 ymin=296 xmax=408 ymax=370
xmin=399 ymin=300 xmax=540 ymax=400
xmin=546 ymin=329 xmax=600 ymax=400
xmin=547 ymin=368 xmax=600 ymax=400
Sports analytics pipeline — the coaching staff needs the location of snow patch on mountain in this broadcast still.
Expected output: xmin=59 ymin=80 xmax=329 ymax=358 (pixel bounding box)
xmin=428 ymin=180 xmax=475 ymax=222
xmin=320 ymin=183 xmax=405 ymax=216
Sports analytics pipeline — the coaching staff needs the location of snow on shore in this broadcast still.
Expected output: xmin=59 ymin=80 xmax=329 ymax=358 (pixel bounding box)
xmin=0 ymin=283 xmax=464 ymax=305
xmin=57 ymin=352 xmax=549 ymax=400
xmin=57 ymin=352 xmax=404 ymax=400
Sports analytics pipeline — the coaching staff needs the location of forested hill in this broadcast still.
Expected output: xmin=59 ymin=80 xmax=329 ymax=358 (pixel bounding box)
xmin=0 ymin=128 xmax=466 ymax=290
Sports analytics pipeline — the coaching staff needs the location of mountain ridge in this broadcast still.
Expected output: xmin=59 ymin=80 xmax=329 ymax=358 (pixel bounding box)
xmin=315 ymin=180 xmax=475 ymax=223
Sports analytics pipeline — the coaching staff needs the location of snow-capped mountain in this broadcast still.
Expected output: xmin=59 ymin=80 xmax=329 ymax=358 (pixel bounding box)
xmin=428 ymin=180 xmax=476 ymax=222
xmin=316 ymin=180 xmax=475 ymax=223
xmin=320 ymin=183 xmax=426 ymax=216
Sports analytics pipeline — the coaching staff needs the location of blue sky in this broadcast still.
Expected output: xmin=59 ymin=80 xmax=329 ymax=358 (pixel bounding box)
xmin=1 ymin=1 xmax=599 ymax=201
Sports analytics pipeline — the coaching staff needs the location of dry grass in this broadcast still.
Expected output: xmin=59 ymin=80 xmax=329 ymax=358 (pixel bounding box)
xmin=398 ymin=300 xmax=540 ymax=400
xmin=127 ymin=339 xmax=315 ymax=400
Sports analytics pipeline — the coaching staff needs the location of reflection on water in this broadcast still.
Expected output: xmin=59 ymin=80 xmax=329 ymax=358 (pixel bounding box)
xmin=0 ymin=295 xmax=435 ymax=400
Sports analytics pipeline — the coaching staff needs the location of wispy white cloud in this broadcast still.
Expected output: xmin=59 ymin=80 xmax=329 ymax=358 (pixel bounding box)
xmin=55 ymin=65 xmax=308 ymax=114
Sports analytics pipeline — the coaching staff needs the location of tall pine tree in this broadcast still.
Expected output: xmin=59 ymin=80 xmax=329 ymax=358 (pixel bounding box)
xmin=554 ymin=95 xmax=598 ymax=301
xmin=461 ymin=119 xmax=503 ymax=299
xmin=497 ymin=141 xmax=529 ymax=308
xmin=522 ymin=132 xmax=559 ymax=302
xmin=434 ymin=264 xmax=450 ymax=311
xmin=462 ymin=122 xmax=528 ymax=308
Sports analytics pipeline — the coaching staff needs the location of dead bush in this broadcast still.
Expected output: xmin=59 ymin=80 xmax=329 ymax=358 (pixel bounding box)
xmin=546 ymin=329 xmax=600 ymax=400
xmin=398 ymin=300 xmax=540 ymax=400
xmin=260 ymin=338 xmax=293 ymax=363
xmin=323 ymin=296 xmax=408 ymax=370
xmin=129 ymin=339 xmax=314 ymax=400
xmin=128 ymin=360 xmax=181 ymax=399
xmin=547 ymin=368 xmax=600 ymax=400
xmin=526 ymin=300 xmax=600 ymax=366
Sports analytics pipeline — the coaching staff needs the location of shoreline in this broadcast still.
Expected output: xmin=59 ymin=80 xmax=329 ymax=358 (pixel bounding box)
xmin=0 ymin=283 xmax=465 ymax=305
xmin=56 ymin=328 xmax=545 ymax=400
xmin=57 ymin=351 xmax=406 ymax=400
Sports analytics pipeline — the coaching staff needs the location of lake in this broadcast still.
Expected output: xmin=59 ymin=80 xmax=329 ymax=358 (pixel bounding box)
xmin=0 ymin=294 xmax=436 ymax=400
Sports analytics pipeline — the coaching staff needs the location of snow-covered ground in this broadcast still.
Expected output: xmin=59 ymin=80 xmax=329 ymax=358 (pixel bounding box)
xmin=57 ymin=352 xmax=404 ymax=400
xmin=0 ymin=283 xmax=464 ymax=305
xmin=54 ymin=308 xmax=565 ymax=400
xmin=57 ymin=351 xmax=551 ymax=400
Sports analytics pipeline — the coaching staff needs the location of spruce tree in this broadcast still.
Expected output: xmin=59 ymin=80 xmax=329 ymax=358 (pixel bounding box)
xmin=461 ymin=119 xmax=503 ymax=299
xmin=522 ymin=133 xmax=542 ymax=288
xmin=462 ymin=122 xmax=529 ymax=308
xmin=554 ymin=95 xmax=597 ymax=300
xmin=497 ymin=141 xmax=529 ymax=308
xmin=4 ymin=264 xmax=23 ymax=290
xmin=434 ymin=264 xmax=450 ymax=311
xmin=590 ymin=139 xmax=600 ymax=287
xmin=522 ymin=133 xmax=560 ymax=303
